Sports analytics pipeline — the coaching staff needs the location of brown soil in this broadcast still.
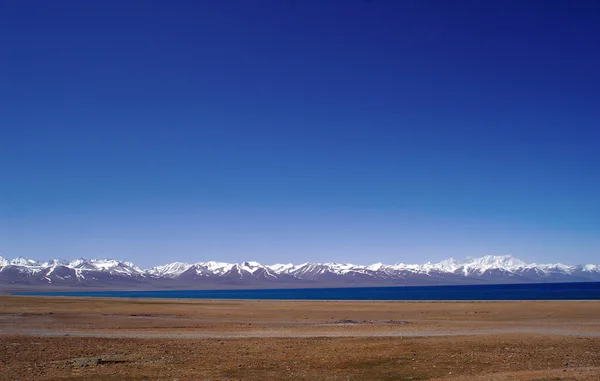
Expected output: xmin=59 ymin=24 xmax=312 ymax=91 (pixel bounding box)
xmin=1 ymin=296 xmax=599 ymax=380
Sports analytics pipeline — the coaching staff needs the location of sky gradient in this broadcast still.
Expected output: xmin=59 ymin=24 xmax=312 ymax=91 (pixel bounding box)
xmin=1 ymin=0 xmax=599 ymax=268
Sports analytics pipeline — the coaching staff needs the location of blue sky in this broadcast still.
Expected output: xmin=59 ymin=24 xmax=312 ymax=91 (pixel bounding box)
xmin=1 ymin=0 xmax=599 ymax=267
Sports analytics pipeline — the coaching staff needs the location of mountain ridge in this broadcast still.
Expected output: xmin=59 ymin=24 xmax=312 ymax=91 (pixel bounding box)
xmin=1 ymin=255 xmax=599 ymax=289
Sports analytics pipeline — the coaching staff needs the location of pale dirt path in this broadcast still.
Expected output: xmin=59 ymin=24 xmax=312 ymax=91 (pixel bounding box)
xmin=4 ymin=326 xmax=600 ymax=339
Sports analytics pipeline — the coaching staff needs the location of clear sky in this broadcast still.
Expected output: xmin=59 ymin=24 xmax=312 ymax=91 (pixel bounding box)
xmin=1 ymin=0 xmax=599 ymax=268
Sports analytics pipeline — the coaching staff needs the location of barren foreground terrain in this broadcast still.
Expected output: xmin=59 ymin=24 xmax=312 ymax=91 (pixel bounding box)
xmin=1 ymin=296 xmax=599 ymax=380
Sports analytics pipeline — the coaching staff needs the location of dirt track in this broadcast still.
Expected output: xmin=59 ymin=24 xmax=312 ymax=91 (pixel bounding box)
xmin=1 ymin=296 xmax=599 ymax=380
xmin=9 ymin=326 xmax=600 ymax=339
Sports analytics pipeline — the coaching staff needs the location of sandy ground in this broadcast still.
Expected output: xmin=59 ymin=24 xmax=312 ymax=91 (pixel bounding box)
xmin=1 ymin=296 xmax=599 ymax=380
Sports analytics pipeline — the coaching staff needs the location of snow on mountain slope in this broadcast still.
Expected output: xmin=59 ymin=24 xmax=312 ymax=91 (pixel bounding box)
xmin=10 ymin=257 xmax=40 ymax=267
xmin=1 ymin=255 xmax=599 ymax=287
xmin=147 ymin=262 xmax=193 ymax=278
xmin=268 ymin=263 xmax=295 ymax=273
xmin=461 ymin=255 xmax=528 ymax=275
xmin=199 ymin=261 xmax=235 ymax=275
xmin=68 ymin=258 xmax=145 ymax=276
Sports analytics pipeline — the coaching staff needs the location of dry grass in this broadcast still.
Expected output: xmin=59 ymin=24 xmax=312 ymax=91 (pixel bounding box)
xmin=0 ymin=296 xmax=599 ymax=380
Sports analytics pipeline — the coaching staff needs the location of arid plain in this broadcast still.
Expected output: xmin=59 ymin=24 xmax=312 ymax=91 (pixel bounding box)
xmin=1 ymin=296 xmax=599 ymax=380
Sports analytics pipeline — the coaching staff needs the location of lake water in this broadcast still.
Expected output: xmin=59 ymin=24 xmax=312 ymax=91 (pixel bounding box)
xmin=16 ymin=282 xmax=600 ymax=300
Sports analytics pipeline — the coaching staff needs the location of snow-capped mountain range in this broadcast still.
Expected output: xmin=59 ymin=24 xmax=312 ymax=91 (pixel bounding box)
xmin=1 ymin=255 xmax=599 ymax=289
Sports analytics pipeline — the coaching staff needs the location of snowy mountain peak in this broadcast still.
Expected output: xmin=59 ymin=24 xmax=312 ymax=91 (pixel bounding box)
xmin=466 ymin=255 xmax=527 ymax=270
xmin=197 ymin=261 xmax=235 ymax=275
xmin=68 ymin=258 xmax=87 ymax=267
xmin=10 ymin=257 xmax=39 ymax=266
xmin=367 ymin=262 xmax=385 ymax=271
xmin=44 ymin=259 xmax=69 ymax=267
xmin=66 ymin=258 xmax=144 ymax=276
xmin=1 ymin=255 xmax=599 ymax=288
xmin=436 ymin=257 xmax=464 ymax=272
xmin=147 ymin=262 xmax=193 ymax=278
xmin=239 ymin=261 xmax=265 ymax=274
xmin=267 ymin=263 xmax=295 ymax=273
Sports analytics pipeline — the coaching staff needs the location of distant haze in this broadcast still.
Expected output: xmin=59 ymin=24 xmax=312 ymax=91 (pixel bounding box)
xmin=1 ymin=1 xmax=599 ymax=268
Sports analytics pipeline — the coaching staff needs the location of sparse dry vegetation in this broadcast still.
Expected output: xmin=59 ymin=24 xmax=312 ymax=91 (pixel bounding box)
xmin=1 ymin=297 xmax=599 ymax=380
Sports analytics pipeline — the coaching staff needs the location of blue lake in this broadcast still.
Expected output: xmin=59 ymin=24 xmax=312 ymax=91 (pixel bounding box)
xmin=15 ymin=282 xmax=600 ymax=300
